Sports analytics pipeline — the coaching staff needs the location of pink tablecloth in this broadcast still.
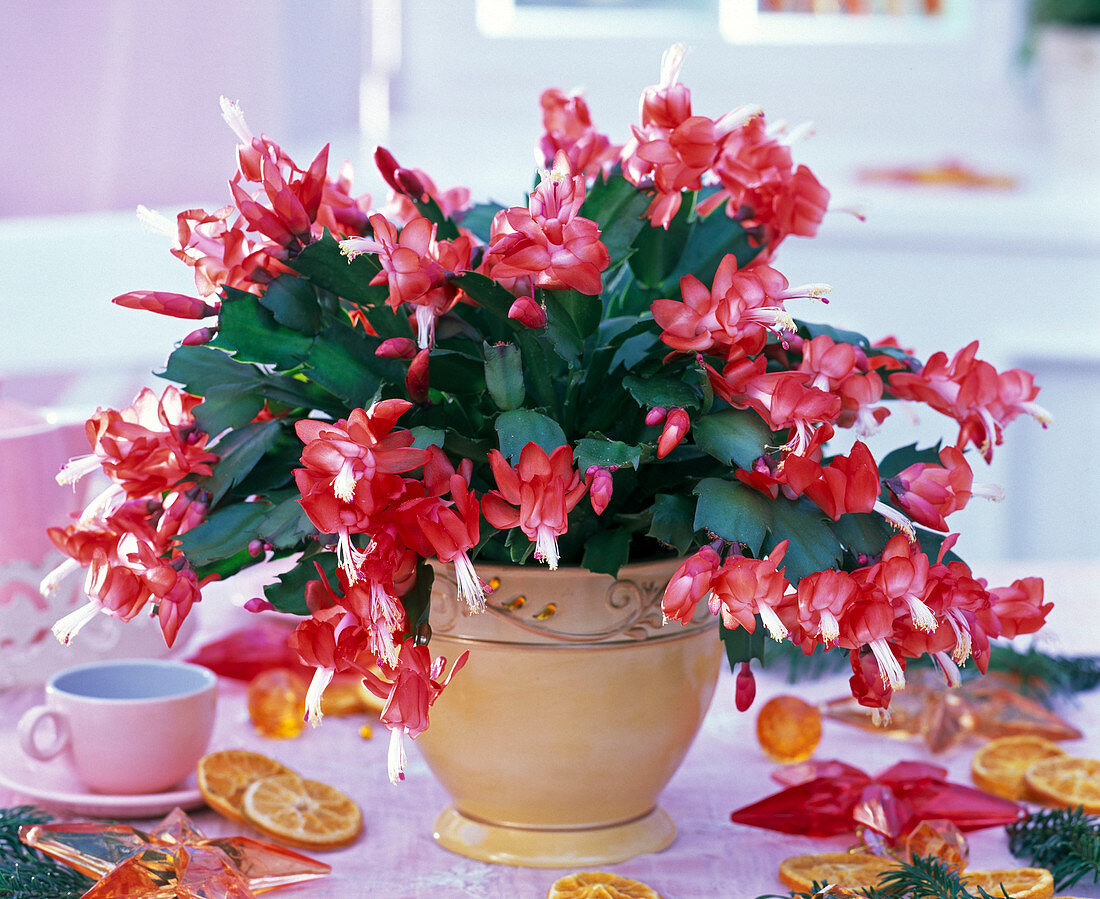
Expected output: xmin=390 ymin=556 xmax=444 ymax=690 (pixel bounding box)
xmin=5 ymin=658 xmax=1100 ymax=899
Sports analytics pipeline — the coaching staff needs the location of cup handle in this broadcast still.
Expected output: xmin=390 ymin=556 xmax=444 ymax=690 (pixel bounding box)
xmin=17 ymin=705 xmax=70 ymax=760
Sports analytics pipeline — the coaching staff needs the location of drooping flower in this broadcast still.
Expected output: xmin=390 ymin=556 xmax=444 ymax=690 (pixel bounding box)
xmin=289 ymin=606 xmax=376 ymax=726
xmin=795 ymin=568 xmax=861 ymax=645
xmin=481 ymin=443 xmax=588 ymax=569
xmin=361 ymin=643 xmax=469 ymax=783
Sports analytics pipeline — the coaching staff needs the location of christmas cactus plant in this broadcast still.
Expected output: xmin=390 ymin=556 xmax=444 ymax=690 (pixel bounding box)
xmin=42 ymin=46 xmax=1052 ymax=782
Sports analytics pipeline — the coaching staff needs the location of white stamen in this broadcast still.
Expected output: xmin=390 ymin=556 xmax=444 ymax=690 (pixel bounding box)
xmin=136 ymin=205 xmax=175 ymax=237
xmin=40 ymin=558 xmax=80 ymax=596
xmin=659 ymin=43 xmax=686 ymax=86
xmin=78 ymin=484 xmax=125 ymax=525
xmin=871 ymin=707 xmax=891 ymax=727
xmin=832 ymin=203 xmax=869 ymax=223
xmin=339 ymin=236 xmax=378 ymax=261
xmin=1022 ymin=401 xmax=1053 ymax=427
xmin=868 ymin=637 xmax=906 ymax=690
xmin=332 ymin=458 xmax=357 ymax=503
xmin=778 ymin=120 xmax=815 ymax=145
xmin=336 ymin=531 xmax=365 ymax=582
xmin=782 ymin=283 xmax=832 ymax=302
xmin=219 ymin=96 xmax=253 ymax=144
xmin=52 ymin=601 xmax=101 ymax=646
xmin=972 ymin=482 xmax=1005 ymax=502
xmin=873 ymin=501 xmax=916 ymax=541
xmin=818 ymin=608 xmax=840 ymax=644
xmin=757 ymin=602 xmax=788 ymax=641
xmin=946 ymin=610 xmax=972 ymax=665
xmin=304 ymin=666 xmax=334 ymax=727
xmin=714 ymin=104 xmax=763 ymax=136
xmin=534 ymin=527 xmax=560 ymax=570
xmin=387 ymin=729 xmax=407 ymax=784
xmin=56 ymin=454 xmax=103 ymax=487
xmin=414 ymin=305 xmax=436 ymax=350
xmin=932 ymin=651 xmax=962 ymax=688
xmin=453 ymin=553 xmax=486 ymax=613
xmin=904 ymin=595 xmax=938 ymax=633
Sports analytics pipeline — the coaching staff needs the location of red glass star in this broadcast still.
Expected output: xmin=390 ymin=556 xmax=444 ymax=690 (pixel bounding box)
xmin=19 ymin=807 xmax=331 ymax=898
xmin=730 ymin=759 xmax=1026 ymax=840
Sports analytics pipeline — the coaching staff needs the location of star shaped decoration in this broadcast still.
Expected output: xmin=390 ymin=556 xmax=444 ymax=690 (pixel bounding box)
xmin=730 ymin=758 xmax=1026 ymax=842
xmin=19 ymin=807 xmax=331 ymax=898
xmin=820 ymin=670 xmax=1082 ymax=753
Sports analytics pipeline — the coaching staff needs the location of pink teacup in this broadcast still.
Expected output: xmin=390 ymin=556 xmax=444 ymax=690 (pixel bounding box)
xmin=17 ymin=659 xmax=217 ymax=794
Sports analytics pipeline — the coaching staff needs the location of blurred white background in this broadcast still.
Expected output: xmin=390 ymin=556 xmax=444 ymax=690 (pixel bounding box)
xmin=1 ymin=0 xmax=1097 ymax=564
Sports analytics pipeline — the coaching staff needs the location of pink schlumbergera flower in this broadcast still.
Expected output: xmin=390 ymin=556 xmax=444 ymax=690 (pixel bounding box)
xmin=482 ymin=443 xmax=588 ymax=570
xmin=293 ymin=400 xmax=428 ymax=581
xmin=482 ymin=155 xmax=610 ymax=296
xmin=888 ymin=340 xmax=1052 ymax=462
xmin=654 ymin=256 xmax=830 ymax=361
xmin=362 ymin=642 xmax=469 ymax=784
xmin=886 ymin=444 xmax=1004 ymax=532
xmin=339 ymin=213 xmax=474 ymax=349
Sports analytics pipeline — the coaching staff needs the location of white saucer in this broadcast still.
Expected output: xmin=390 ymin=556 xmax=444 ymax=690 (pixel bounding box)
xmin=0 ymin=730 xmax=206 ymax=818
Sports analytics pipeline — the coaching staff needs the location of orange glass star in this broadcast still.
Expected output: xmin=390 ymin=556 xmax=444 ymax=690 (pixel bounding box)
xmin=19 ymin=807 xmax=331 ymax=898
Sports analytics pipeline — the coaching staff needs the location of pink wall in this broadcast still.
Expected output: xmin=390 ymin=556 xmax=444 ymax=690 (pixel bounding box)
xmin=1 ymin=0 xmax=361 ymax=217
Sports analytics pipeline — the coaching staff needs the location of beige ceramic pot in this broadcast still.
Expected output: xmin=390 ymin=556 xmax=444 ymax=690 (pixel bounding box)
xmin=415 ymin=557 xmax=722 ymax=867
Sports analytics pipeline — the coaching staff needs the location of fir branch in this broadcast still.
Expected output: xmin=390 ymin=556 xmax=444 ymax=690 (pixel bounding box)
xmin=0 ymin=806 xmax=96 ymax=899
xmin=1006 ymin=805 xmax=1100 ymax=891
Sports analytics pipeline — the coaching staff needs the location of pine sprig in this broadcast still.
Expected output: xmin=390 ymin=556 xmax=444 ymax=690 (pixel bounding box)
xmin=752 ymin=855 xmax=1014 ymax=898
xmin=0 ymin=806 xmax=96 ymax=899
xmin=1006 ymin=805 xmax=1100 ymax=891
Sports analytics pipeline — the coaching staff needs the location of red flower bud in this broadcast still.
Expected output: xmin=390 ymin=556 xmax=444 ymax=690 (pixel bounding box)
xmin=586 ymin=466 xmax=614 ymax=516
xmin=376 ymin=337 xmax=419 ymax=359
xmin=735 ymin=661 xmax=756 ymax=712
xmin=657 ymin=407 xmax=690 ymax=458
xmin=182 ymin=326 xmax=217 ymax=346
xmin=508 ymin=296 xmax=547 ymax=329
xmin=645 ymin=406 xmax=668 ymax=427
xmin=406 ymin=348 xmax=431 ymax=404
xmin=113 ymin=290 xmax=217 ymax=320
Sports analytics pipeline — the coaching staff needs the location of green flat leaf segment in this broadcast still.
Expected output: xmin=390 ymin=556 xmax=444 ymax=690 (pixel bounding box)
xmin=495 ymin=409 xmax=568 ymax=461
xmin=763 ymin=496 xmax=842 ymax=585
xmin=692 ymin=477 xmax=771 ymax=553
xmin=692 ymin=408 xmax=773 ymax=469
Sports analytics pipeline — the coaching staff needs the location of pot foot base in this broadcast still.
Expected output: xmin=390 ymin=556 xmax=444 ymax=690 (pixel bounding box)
xmin=431 ymin=806 xmax=676 ymax=867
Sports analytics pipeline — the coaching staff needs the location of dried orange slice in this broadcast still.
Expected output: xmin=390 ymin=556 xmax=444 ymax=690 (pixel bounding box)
xmin=962 ymin=868 xmax=1054 ymax=899
xmin=547 ymin=871 xmax=660 ymax=899
xmin=777 ymin=852 xmax=895 ymax=892
xmin=971 ymin=735 xmax=1066 ymax=800
xmin=242 ymin=773 xmax=362 ymax=850
xmin=197 ymin=749 xmax=297 ymax=825
xmin=1024 ymin=756 xmax=1100 ymax=812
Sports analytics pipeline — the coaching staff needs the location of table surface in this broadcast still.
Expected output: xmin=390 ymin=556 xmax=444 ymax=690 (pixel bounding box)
xmin=5 ymin=653 xmax=1100 ymax=899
